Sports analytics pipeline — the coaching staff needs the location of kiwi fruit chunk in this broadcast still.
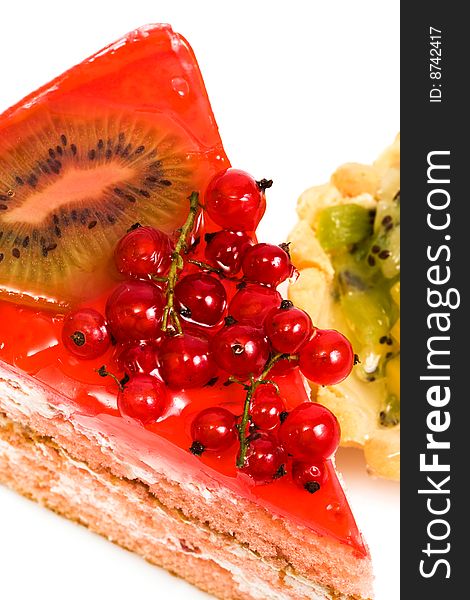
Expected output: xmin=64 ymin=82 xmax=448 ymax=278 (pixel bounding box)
xmin=331 ymin=254 xmax=398 ymax=381
xmin=316 ymin=204 xmax=373 ymax=252
xmin=0 ymin=110 xmax=200 ymax=309
xmin=380 ymin=394 xmax=400 ymax=427
xmin=364 ymin=194 xmax=400 ymax=279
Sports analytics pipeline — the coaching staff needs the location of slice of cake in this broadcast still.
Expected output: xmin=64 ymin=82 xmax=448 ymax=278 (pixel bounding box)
xmin=0 ymin=24 xmax=373 ymax=599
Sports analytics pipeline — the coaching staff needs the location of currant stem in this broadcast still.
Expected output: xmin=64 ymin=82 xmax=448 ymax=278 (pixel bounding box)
xmin=187 ymin=258 xmax=223 ymax=276
xmin=188 ymin=258 xmax=243 ymax=284
xmin=162 ymin=192 xmax=201 ymax=334
xmin=96 ymin=365 xmax=124 ymax=392
xmin=236 ymin=352 xmax=294 ymax=468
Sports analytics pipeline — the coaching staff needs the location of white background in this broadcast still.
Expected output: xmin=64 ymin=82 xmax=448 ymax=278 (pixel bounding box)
xmin=0 ymin=1 xmax=400 ymax=599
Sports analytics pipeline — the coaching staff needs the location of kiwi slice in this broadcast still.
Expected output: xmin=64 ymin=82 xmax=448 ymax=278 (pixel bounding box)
xmin=0 ymin=110 xmax=203 ymax=309
xmin=316 ymin=204 xmax=373 ymax=252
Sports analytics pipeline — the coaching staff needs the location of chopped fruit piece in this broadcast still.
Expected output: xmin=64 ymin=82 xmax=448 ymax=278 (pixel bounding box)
xmin=240 ymin=432 xmax=287 ymax=483
xmin=204 ymin=229 xmax=252 ymax=275
xmin=289 ymin=135 xmax=400 ymax=480
xmin=299 ymin=329 xmax=354 ymax=385
xmin=190 ymin=407 xmax=237 ymax=453
xmin=386 ymin=354 xmax=400 ymax=401
xmin=62 ymin=308 xmax=110 ymax=359
xmin=264 ymin=300 xmax=313 ymax=354
xmin=251 ymin=385 xmax=286 ymax=431
xmin=210 ymin=323 xmax=270 ymax=379
xmin=105 ymin=280 xmax=165 ymax=342
xmin=228 ymin=283 xmax=282 ymax=326
xmin=241 ymin=243 xmax=293 ymax=287
xmin=114 ymin=225 xmax=174 ymax=280
xmin=117 ymin=373 xmax=167 ymax=424
xmin=316 ymin=204 xmax=373 ymax=251
xmin=292 ymin=460 xmax=327 ymax=493
xmin=391 ymin=317 xmax=400 ymax=344
xmin=279 ymin=402 xmax=340 ymax=461
xmin=204 ymin=168 xmax=267 ymax=231
xmin=174 ymin=273 xmax=227 ymax=327
xmin=379 ymin=394 xmax=400 ymax=427
xmin=331 ymin=162 xmax=380 ymax=197
xmin=159 ymin=332 xmax=216 ymax=389
xmin=391 ymin=280 xmax=400 ymax=307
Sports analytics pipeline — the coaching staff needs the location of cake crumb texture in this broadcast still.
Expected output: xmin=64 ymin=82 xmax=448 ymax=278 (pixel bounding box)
xmin=0 ymin=411 xmax=370 ymax=600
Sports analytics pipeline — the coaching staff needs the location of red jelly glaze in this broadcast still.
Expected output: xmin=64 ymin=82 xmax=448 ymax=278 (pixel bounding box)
xmin=0 ymin=295 xmax=366 ymax=555
xmin=0 ymin=25 xmax=365 ymax=556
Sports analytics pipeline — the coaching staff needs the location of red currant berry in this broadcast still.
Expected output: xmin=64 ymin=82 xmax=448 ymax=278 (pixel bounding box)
xmin=174 ymin=273 xmax=227 ymax=327
xmin=204 ymin=230 xmax=252 ymax=275
xmin=114 ymin=225 xmax=174 ymax=279
xmin=159 ymin=333 xmax=217 ymax=389
xmin=117 ymin=373 xmax=167 ymax=424
xmin=116 ymin=341 xmax=159 ymax=375
xmin=292 ymin=460 xmax=327 ymax=494
xmin=62 ymin=308 xmax=111 ymax=359
xmin=210 ymin=323 xmax=270 ymax=379
xmin=105 ymin=281 xmax=165 ymax=343
xmin=241 ymin=243 xmax=293 ymax=287
xmin=264 ymin=300 xmax=313 ymax=354
xmin=228 ymin=284 xmax=282 ymax=327
xmin=279 ymin=402 xmax=340 ymax=461
xmin=299 ymin=329 xmax=354 ymax=385
xmin=251 ymin=385 xmax=286 ymax=431
xmin=190 ymin=407 xmax=237 ymax=454
xmin=204 ymin=169 xmax=268 ymax=231
xmin=240 ymin=432 xmax=287 ymax=483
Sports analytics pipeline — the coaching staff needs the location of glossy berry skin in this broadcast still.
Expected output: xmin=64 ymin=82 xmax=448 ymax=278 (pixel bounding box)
xmin=279 ymin=402 xmax=340 ymax=461
xmin=204 ymin=169 xmax=266 ymax=231
xmin=241 ymin=243 xmax=292 ymax=287
xmin=292 ymin=460 xmax=327 ymax=494
xmin=159 ymin=333 xmax=217 ymax=389
xmin=210 ymin=324 xmax=270 ymax=379
xmin=114 ymin=226 xmax=174 ymax=279
xmin=228 ymin=284 xmax=282 ymax=327
xmin=264 ymin=301 xmax=313 ymax=354
xmin=240 ymin=432 xmax=287 ymax=483
xmin=299 ymin=329 xmax=354 ymax=385
xmin=174 ymin=273 xmax=227 ymax=327
xmin=204 ymin=230 xmax=252 ymax=275
xmin=105 ymin=280 xmax=165 ymax=343
xmin=116 ymin=341 xmax=160 ymax=375
xmin=62 ymin=308 xmax=111 ymax=359
xmin=251 ymin=385 xmax=286 ymax=431
xmin=190 ymin=407 xmax=237 ymax=453
xmin=117 ymin=374 xmax=167 ymax=424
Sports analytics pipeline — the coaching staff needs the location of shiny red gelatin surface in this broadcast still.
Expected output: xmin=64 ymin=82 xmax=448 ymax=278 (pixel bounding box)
xmin=0 ymin=297 xmax=366 ymax=555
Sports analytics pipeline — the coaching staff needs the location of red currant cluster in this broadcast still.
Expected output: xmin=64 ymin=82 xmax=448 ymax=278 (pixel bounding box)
xmin=61 ymin=168 xmax=354 ymax=492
